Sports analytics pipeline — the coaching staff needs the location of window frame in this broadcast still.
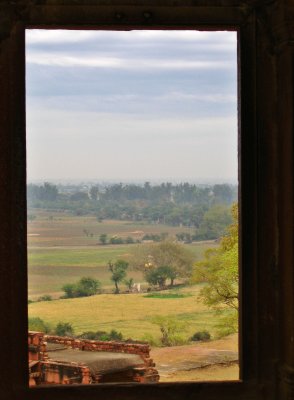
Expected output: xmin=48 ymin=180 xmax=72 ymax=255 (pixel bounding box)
xmin=0 ymin=1 xmax=292 ymax=400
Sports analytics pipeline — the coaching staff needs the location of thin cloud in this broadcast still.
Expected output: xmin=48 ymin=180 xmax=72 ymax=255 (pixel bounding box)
xmin=26 ymin=29 xmax=236 ymax=45
xmin=27 ymin=52 xmax=234 ymax=70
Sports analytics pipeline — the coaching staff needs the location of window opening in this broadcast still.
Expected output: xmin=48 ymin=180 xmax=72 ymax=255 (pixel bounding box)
xmin=26 ymin=29 xmax=239 ymax=385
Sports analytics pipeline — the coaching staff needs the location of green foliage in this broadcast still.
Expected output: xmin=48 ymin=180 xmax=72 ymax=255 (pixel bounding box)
xmin=78 ymin=329 xmax=123 ymax=341
xmin=125 ymin=236 xmax=135 ymax=244
xmin=194 ymin=204 xmax=233 ymax=240
xmin=99 ymin=233 xmax=108 ymax=245
xmin=27 ymin=182 xmax=58 ymax=203
xmin=131 ymin=240 xmax=194 ymax=288
xmin=109 ymin=236 xmax=124 ymax=244
xmin=37 ymin=295 xmax=52 ymax=302
xmin=192 ymin=204 xmax=238 ymax=333
xmin=215 ymin=310 xmax=238 ymax=338
xmin=190 ymin=330 xmax=211 ymax=341
xmin=108 ymin=259 xmax=129 ymax=294
xmin=140 ymin=333 xmax=160 ymax=347
xmin=27 ymin=181 xmax=237 ymax=230
xmin=124 ymin=277 xmax=134 ymax=291
xmin=55 ymin=322 xmax=75 ymax=337
xmin=151 ymin=316 xmax=187 ymax=346
xmin=142 ymin=233 xmax=161 ymax=242
xmin=62 ymin=276 xmax=101 ymax=298
xmin=89 ymin=186 xmax=99 ymax=201
xmin=145 ymin=265 xmax=176 ymax=288
xmin=29 ymin=317 xmax=51 ymax=333
xmin=143 ymin=292 xmax=191 ymax=299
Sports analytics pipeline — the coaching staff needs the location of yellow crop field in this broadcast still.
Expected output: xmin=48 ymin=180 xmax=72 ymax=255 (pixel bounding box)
xmin=28 ymin=285 xmax=221 ymax=342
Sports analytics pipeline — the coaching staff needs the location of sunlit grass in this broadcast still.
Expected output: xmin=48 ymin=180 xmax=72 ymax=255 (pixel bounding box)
xmin=28 ymin=285 xmax=224 ymax=341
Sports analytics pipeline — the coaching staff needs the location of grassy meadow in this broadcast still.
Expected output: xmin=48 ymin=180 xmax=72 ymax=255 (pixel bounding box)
xmin=27 ymin=209 xmax=239 ymax=381
xmin=28 ymin=210 xmax=217 ymax=298
xmin=28 ymin=285 xmax=220 ymax=342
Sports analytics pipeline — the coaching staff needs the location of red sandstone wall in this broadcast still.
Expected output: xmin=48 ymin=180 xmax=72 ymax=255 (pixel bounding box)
xmin=44 ymin=335 xmax=154 ymax=366
xmin=28 ymin=332 xmax=159 ymax=384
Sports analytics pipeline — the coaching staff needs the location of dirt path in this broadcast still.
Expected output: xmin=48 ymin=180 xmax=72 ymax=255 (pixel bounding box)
xmin=150 ymin=334 xmax=239 ymax=382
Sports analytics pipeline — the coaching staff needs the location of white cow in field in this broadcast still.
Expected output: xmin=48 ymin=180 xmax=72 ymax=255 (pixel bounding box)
xmin=132 ymin=283 xmax=141 ymax=293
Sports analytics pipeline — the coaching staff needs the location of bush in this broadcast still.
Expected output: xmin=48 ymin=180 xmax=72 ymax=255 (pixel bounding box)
xmin=37 ymin=295 xmax=52 ymax=302
xmin=141 ymin=333 xmax=160 ymax=347
xmin=78 ymin=331 xmax=99 ymax=340
xmin=78 ymin=329 xmax=123 ymax=341
xmin=190 ymin=330 xmax=211 ymax=342
xmin=109 ymin=329 xmax=123 ymax=341
xmin=215 ymin=311 xmax=238 ymax=338
xmin=151 ymin=316 xmax=187 ymax=347
xmin=62 ymin=277 xmax=101 ymax=298
xmin=55 ymin=322 xmax=74 ymax=337
xmin=29 ymin=317 xmax=51 ymax=333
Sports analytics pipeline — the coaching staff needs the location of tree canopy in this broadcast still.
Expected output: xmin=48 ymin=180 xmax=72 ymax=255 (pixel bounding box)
xmin=131 ymin=240 xmax=194 ymax=287
xmin=192 ymin=204 xmax=238 ymax=334
xmin=108 ymin=259 xmax=129 ymax=294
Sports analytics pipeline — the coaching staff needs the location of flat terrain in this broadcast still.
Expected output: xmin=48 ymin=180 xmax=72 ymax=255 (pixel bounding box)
xmin=27 ymin=210 xmax=217 ymax=298
xmin=152 ymin=334 xmax=238 ymax=381
xmin=27 ymin=209 xmax=238 ymax=381
xmin=28 ymin=285 xmax=219 ymax=340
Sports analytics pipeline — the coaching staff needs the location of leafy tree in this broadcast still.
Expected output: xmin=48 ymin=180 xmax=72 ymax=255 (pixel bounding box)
xmin=75 ymin=277 xmax=101 ymax=297
xmin=124 ymin=277 xmax=134 ymax=291
xmin=109 ymin=236 xmax=124 ymax=244
xmin=194 ymin=204 xmax=232 ymax=240
xmin=99 ymin=233 xmax=108 ymax=245
xmin=62 ymin=283 xmax=76 ymax=298
xmin=55 ymin=322 xmax=74 ymax=337
xmin=108 ymin=260 xmax=129 ymax=294
xmin=62 ymin=277 xmax=101 ymax=298
xmin=131 ymin=240 xmax=194 ymax=287
xmin=192 ymin=203 xmax=238 ymax=334
xmin=145 ymin=265 xmax=176 ymax=288
xmin=27 ymin=182 xmax=58 ymax=202
xmin=89 ymin=185 xmax=99 ymax=200
xmin=70 ymin=191 xmax=89 ymax=201
xmin=213 ymin=184 xmax=234 ymax=204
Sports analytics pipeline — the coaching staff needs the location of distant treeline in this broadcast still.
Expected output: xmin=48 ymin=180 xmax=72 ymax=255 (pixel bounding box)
xmin=27 ymin=182 xmax=237 ymax=240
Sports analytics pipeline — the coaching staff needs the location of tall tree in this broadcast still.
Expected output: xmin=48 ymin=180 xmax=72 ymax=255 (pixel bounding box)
xmin=192 ymin=203 xmax=238 ymax=334
xmin=89 ymin=186 xmax=99 ymax=200
xmin=131 ymin=240 xmax=194 ymax=287
xmin=108 ymin=260 xmax=128 ymax=294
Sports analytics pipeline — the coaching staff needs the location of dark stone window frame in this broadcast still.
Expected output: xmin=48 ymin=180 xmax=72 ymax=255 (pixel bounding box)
xmin=0 ymin=1 xmax=293 ymax=400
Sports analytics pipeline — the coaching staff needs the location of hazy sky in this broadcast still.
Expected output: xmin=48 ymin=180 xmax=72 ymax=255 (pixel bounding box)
xmin=26 ymin=30 xmax=238 ymax=183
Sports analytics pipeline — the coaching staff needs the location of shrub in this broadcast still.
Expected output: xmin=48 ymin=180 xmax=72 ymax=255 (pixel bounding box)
xmin=37 ymin=294 xmax=52 ymax=302
xmin=215 ymin=311 xmax=238 ymax=338
xmin=78 ymin=329 xmax=123 ymax=341
xmin=29 ymin=317 xmax=51 ymax=333
xmin=62 ymin=277 xmax=101 ymax=298
xmin=151 ymin=316 xmax=187 ymax=347
xmin=78 ymin=331 xmax=98 ymax=340
xmin=190 ymin=330 xmax=211 ymax=342
xmin=141 ymin=333 xmax=160 ymax=347
xmin=109 ymin=329 xmax=123 ymax=341
xmin=55 ymin=322 xmax=74 ymax=337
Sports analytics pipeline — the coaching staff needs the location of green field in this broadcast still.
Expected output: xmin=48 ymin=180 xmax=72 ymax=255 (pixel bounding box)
xmin=28 ymin=210 xmax=217 ymax=298
xmin=27 ymin=210 xmax=238 ymax=380
xmin=28 ymin=285 xmax=221 ymax=342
